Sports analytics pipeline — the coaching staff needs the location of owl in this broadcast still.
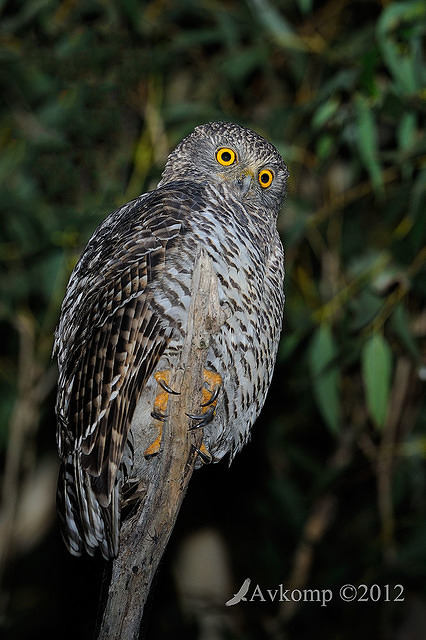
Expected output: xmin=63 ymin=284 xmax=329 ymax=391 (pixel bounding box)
xmin=54 ymin=121 xmax=289 ymax=559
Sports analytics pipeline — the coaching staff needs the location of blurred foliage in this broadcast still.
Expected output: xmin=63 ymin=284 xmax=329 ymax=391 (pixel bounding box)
xmin=0 ymin=0 xmax=425 ymax=639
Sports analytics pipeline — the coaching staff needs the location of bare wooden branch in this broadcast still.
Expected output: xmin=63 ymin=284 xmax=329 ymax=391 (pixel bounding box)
xmin=97 ymin=249 xmax=225 ymax=640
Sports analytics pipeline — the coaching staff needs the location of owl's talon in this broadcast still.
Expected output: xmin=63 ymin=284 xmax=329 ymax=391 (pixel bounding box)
xmin=187 ymin=406 xmax=215 ymax=429
xmin=186 ymin=412 xmax=204 ymax=421
xmin=157 ymin=378 xmax=180 ymax=395
xmin=150 ymin=410 xmax=166 ymax=422
xmin=192 ymin=443 xmax=213 ymax=464
xmin=201 ymin=384 xmax=220 ymax=407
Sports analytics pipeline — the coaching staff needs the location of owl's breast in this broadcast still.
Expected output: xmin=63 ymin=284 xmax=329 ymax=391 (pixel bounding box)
xmin=148 ymin=205 xmax=271 ymax=333
xmin=145 ymin=205 xmax=284 ymax=461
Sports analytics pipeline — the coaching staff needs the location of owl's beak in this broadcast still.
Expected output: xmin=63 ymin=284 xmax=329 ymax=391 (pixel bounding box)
xmin=238 ymin=171 xmax=254 ymax=197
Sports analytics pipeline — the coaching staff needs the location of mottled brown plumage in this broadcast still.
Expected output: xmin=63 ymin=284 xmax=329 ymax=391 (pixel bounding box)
xmin=54 ymin=122 xmax=289 ymax=558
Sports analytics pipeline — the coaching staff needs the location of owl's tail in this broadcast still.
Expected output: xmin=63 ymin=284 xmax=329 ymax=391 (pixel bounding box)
xmin=57 ymin=452 xmax=120 ymax=559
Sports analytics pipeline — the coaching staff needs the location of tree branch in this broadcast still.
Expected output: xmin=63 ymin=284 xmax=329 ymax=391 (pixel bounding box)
xmin=97 ymin=248 xmax=225 ymax=640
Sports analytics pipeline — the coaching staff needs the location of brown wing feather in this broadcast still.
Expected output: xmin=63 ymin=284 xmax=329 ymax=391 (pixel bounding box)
xmin=55 ymin=189 xmax=186 ymax=527
xmin=54 ymin=183 xmax=210 ymax=556
xmin=82 ymin=299 xmax=170 ymax=505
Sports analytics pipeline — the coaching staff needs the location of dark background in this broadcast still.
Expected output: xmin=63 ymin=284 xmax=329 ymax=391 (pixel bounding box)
xmin=1 ymin=0 xmax=425 ymax=638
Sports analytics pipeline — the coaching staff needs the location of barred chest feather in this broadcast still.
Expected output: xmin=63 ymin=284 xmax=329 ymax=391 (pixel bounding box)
xmin=141 ymin=185 xmax=285 ymax=465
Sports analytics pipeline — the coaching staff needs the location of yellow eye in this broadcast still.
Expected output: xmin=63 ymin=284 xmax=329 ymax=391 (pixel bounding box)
xmin=258 ymin=169 xmax=274 ymax=188
xmin=216 ymin=147 xmax=237 ymax=166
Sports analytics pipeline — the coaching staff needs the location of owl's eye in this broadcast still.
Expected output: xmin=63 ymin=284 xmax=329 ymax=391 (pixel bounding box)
xmin=258 ymin=169 xmax=274 ymax=188
xmin=216 ymin=147 xmax=237 ymax=166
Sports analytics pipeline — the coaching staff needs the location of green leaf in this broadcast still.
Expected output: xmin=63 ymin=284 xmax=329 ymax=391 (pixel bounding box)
xmin=376 ymin=0 xmax=425 ymax=94
xmin=313 ymin=97 xmax=340 ymax=130
xmin=361 ymin=334 xmax=393 ymax=429
xmin=397 ymin=111 xmax=417 ymax=152
xmin=249 ymin=0 xmax=308 ymax=51
xmin=355 ymin=94 xmax=384 ymax=196
xmin=316 ymin=134 xmax=333 ymax=161
xmin=308 ymin=323 xmax=341 ymax=435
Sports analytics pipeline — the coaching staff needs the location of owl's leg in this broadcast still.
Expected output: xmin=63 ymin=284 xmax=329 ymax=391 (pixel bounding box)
xmin=144 ymin=369 xmax=221 ymax=462
xmin=187 ymin=369 xmax=222 ymax=464
xmin=144 ymin=371 xmax=173 ymax=458
xmin=187 ymin=369 xmax=222 ymax=429
xmin=187 ymin=370 xmax=221 ymax=465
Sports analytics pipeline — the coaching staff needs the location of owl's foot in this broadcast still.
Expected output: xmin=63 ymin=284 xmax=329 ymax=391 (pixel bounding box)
xmin=144 ymin=369 xmax=221 ymax=459
xmin=202 ymin=370 xmax=222 ymax=407
xmin=154 ymin=369 xmax=180 ymax=395
xmin=144 ymin=370 xmax=173 ymax=458
xmin=144 ymin=429 xmax=162 ymax=458
xmin=155 ymin=370 xmax=180 ymax=395
xmin=188 ymin=370 xmax=221 ymax=463
xmin=187 ymin=369 xmax=222 ymax=429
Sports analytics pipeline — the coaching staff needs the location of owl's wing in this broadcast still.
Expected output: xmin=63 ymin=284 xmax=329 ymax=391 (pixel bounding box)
xmin=54 ymin=185 xmax=190 ymax=555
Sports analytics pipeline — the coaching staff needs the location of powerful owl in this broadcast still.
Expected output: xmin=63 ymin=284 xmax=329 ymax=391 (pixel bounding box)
xmin=54 ymin=121 xmax=289 ymax=559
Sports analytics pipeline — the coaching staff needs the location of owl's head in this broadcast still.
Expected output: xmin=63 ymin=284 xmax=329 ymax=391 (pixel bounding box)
xmin=158 ymin=121 xmax=289 ymax=215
